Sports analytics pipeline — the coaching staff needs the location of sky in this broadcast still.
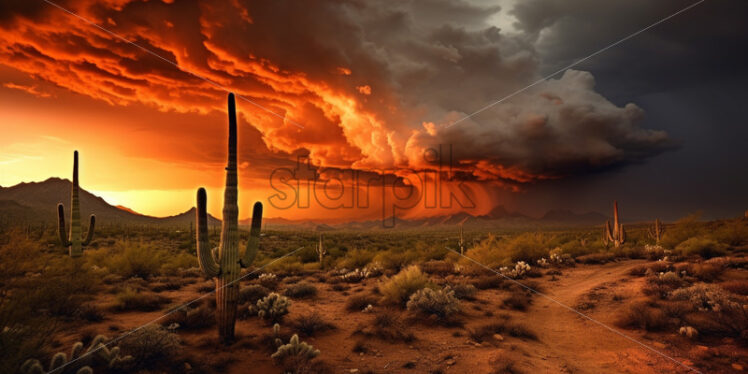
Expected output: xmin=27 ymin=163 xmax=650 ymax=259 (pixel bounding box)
xmin=0 ymin=0 xmax=746 ymax=221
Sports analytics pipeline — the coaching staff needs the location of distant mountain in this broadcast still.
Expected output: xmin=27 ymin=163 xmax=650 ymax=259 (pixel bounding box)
xmin=0 ymin=178 xmax=219 ymax=226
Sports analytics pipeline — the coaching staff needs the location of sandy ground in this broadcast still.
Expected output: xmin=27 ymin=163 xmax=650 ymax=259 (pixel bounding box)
xmin=57 ymin=259 xmax=745 ymax=373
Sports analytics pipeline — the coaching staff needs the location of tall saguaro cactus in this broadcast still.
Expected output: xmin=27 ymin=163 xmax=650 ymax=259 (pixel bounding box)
xmin=196 ymin=93 xmax=263 ymax=344
xmin=459 ymin=224 xmax=465 ymax=255
xmin=648 ymin=218 xmax=665 ymax=244
xmin=316 ymin=233 xmax=326 ymax=264
xmin=603 ymin=201 xmax=625 ymax=248
xmin=57 ymin=151 xmax=96 ymax=257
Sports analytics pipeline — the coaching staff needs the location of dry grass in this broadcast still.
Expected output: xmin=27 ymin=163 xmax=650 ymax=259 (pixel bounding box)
xmin=112 ymin=288 xmax=170 ymax=312
xmin=354 ymin=310 xmax=415 ymax=343
xmin=290 ymin=312 xmax=336 ymax=337
xmin=345 ymin=294 xmax=378 ymax=312
xmin=616 ymin=299 xmax=668 ymax=331
xmin=379 ymin=266 xmax=432 ymax=306
xmin=283 ymin=282 xmax=318 ymax=299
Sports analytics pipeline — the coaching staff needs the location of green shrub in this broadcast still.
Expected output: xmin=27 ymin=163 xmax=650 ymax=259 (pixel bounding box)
xmin=338 ymin=248 xmax=375 ymax=269
xmin=675 ymin=237 xmax=727 ymax=258
xmin=661 ymin=214 xmax=704 ymax=249
xmin=283 ymin=282 xmax=317 ymax=299
xmin=379 ymin=266 xmax=432 ymax=306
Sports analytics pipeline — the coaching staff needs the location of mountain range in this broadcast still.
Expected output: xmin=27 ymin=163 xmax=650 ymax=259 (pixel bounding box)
xmin=0 ymin=178 xmax=608 ymax=230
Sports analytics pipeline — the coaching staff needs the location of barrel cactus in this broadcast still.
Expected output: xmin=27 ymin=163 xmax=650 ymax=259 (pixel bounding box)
xmin=196 ymin=93 xmax=263 ymax=344
xmin=603 ymin=201 xmax=625 ymax=248
xmin=57 ymin=150 xmax=96 ymax=257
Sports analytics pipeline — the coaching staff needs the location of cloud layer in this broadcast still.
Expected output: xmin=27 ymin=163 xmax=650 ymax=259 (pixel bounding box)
xmin=0 ymin=0 xmax=674 ymax=188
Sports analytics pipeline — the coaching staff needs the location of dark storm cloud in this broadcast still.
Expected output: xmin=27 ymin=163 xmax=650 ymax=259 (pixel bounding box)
xmin=0 ymin=0 xmax=678 ymax=186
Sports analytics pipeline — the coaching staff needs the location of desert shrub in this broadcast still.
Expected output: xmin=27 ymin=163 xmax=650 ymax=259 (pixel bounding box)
xmin=642 ymin=272 xmax=684 ymax=298
xmin=420 ymin=260 xmax=454 ymax=276
xmin=258 ymin=273 xmax=280 ymax=289
xmin=468 ymin=316 xmax=537 ymax=343
xmin=265 ymin=258 xmax=304 ymax=275
xmin=76 ymin=303 xmax=104 ymax=322
xmin=505 ymin=233 xmax=552 ymax=263
xmin=119 ymin=325 xmax=181 ymax=368
xmin=290 ymin=312 xmax=336 ymax=337
xmin=379 ymin=266 xmax=432 ymax=306
xmin=616 ymin=299 xmax=668 ymax=331
xmin=346 ymin=294 xmax=379 ymax=312
xmin=661 ymin=214 xmax=705 ymax=249
xmin=675 ymin=237 xmax=727 ymax=259
xmin=284 ymin=282 xmax=318 ymax=299
xmin=721 ymin=280 xmax=748 ymax=296
xmin=406 ymin=287 xmax=460 ymax=319
xmin=160 ymin=252 xmax=197 ymax=276
xmin=103 ymin=241 xmax=164 ymax=279
xmin=338 ymin=249 xmax=375 ymax=269
xmin=340 ymin=268 xmax=370 ymax=283
xmin=373 ymin=250 xmax=417 ymax=272
xmin=503 ymin=292 xmax=532 ymax=311
xmin=251 ymin=293 xmax=291 ymax=323
xmin=112 ymin=288 xmax=169 ymax=312
xmin=161 ymin=299 xmax=214 ymax=330
xmin=711 ymin=219 xmax=748 ymax=246
xmin=685 ymin=263 xmax=723 ymax=282
xmin=150 ymin=281 xmax=182 ymax=293
xmin=472 ymin=275 xmax=503 ymax=290
xmin=450 ymin=284 xmax=477 ymax=300
xmin=271 ymin=334 xmax=320 ymax=373
xmin=355 ymin=310 xmax=414 ymax=342
xmin=628 ymin=265 xmax=648 ymax=277
xmin=239 ymin=285 xmax=271 ymax=304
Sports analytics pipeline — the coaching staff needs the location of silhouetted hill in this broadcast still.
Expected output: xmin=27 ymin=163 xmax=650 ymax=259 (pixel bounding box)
xmin=0 ymin=178 xmax=219 ymax=226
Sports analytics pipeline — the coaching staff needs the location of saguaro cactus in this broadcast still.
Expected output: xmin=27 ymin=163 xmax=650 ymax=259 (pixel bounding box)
xmin=648 ymin=218 xmax=665 ymax=244
xmin=196 ymin=93 xmax=263 ymax=344
xmin=57 ymin=151 xmax=96 ymax=257
xmin=459 ymin=224 xmax=465 ymax=255
xmin=315 ymin=234 xmax=326 ymax=264
xmin=603 ymin=201 xmax=625 ymax=248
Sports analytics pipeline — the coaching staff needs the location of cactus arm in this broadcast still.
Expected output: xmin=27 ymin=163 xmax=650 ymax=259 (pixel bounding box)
xmin=82 ymin=215 xmax=96 ymax=246
xmin=196 ymin=188 xmax=220 ymax=277
xmin=240 ymin=201 xmax=263 ymax=268
xmin=620 ymin=224 xmax=626 ymax=244
xmin=57 ymin=203 xmax=71 ymax=247
xmin=605 ymin=220 xmax=614 ymax=242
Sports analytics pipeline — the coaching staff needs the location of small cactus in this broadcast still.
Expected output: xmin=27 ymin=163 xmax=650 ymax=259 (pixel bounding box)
xmin=271 ymin=334 xmax=320 ymax=362
xmin=459 ymin=224 xmax=465 ymax=255
xmin=21 ymin=335 xmax=131 ymax=374
xmin=57 ymin=151 xmax=96 ymax=257
xmin=195 ymin=93 xmax=264 ymax=343
xmin=315 ymin=233 xmax=326 ymax=264
xmin=251 ymin=292 xmax=291 ymax=322
xmin=603 ymin=201 xmax=626 ymax=248
xmin=648 ymin=218 xmax=665 ymax=244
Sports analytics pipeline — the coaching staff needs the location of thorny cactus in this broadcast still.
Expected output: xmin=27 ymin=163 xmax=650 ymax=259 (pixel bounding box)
xmin=251 ymin=292 xmax=291 ymax=322
xmin=57 ymin=151 xmax=96 ymax=257
xmin=648 ymin=218 xmax=665 ymax=244
xmin=603 ymin=201 xmax=626 ymax=248
xmin=195 ymin=93 xmax=263 ymax=344
xmin=406 ymin=286 xmax=460 ymax=318
xmin=315 ymin=234 xmax=326 ymax=264
xmin=341 ymin=268 xmax=370 ymax=283
xmin=271 ymin=334 xmax=320 ymax=362
xmin=21 ymin=335 xmax=132 ymax=374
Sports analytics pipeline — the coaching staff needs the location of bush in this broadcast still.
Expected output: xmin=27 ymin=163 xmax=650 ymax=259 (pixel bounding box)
xmin=450 ymin=284 xmax=477 ymax=300
xmin=721 ymin=280 xmax=748 ymax=296
xmin=472 ymin=276 xmax=503 ymax=290
xmin=346 ymin=294 xmax=378 ymax=312
xmin=379 ymin=266 xmax=432 ymax=306
xmin=105 ymin=241 xmax=164 ymax=279
xmin=420 ymin=260 xmax=454 ymax=276
xmin=338 ymin=249 xmax=375 ymax=269
xmin=354 ymin=310 xmax=414 ymax=342
xmin=161 ymin=299 xmax=214 ymax=330
xmin=290 ymin=312 xmax=336 ymax=337
xmin=406 ymin=287 xmax=460 ymax=319
xmin=503 ymin=292 xmax=532 ymax=311
xmin=284 ymin=282 xmax=318 ymax=299
xmin=112 ymin=288 xmax=169 ymax=312
xmin=616 ymin=299 xmax=668 ymax=331
xmin=271 ymin=334 xmax=320 ymax=373
xmin=675 ymin=237 xmax=727 ymax=259
xmin=258 ymin=273 xmax=280 ymax=289
xmin=576 ymin=252 xmax=615 ymax=264
xmin=251 ymin=293 xmax=291 ymax=323
xmin=119 ymin=325 xmax=181 ymax=368
xmin=661 ymin=214 xmax=704 ymax=249
xmin=239 ymin=285 xmax=271 ymax=304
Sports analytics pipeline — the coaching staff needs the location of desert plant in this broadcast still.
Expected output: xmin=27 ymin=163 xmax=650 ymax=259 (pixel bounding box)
xmin=341 ymin=268 xmax=370 ymax=283
xmin=346 ymin=294 xmax=378 ymax=312
xmin=271 ymin=334 xmax=320 ymax=371
xmin=195 ymin=93 xmax=263 ymax=343
xmin=379 ymin=265 xmax=432 ymax=306
xmin=57 ymin=151 xmax=96 ymax=257
xmin=258 ymin=273 xmax=280 ymax=289
xmin=21 ymin=335 xmax=132 ymax=374
xmin=112 ymin=288 xmax=169 ymax=312
xmin=406 ymin=286 xmax=460 ymax=319
xmin=283 ymin=282 xmax=317 ymax=299
xmin=603 ymin=201 xmax=625 ymax=248
xmin=450 ymin=283 xmax=478 ymax=300
xmin=459 ymin=224 xmax=465 ymax=255
xmin=119 ymin=325 xmax=180 ymax=368
xmin=675 ymin=237 xmax=727 ymax=259
xmin=648 ymin=219 xmax=665 ymax=244
xmin=251 ymin=292 xmax=291 ymax=323
xmin=239 ymin=284 xmax=271 ymax=304
xmin=315 ymin=234 xmax=326 ymax=264
xmin=290 ymin=312 xmax=336 ymax=337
